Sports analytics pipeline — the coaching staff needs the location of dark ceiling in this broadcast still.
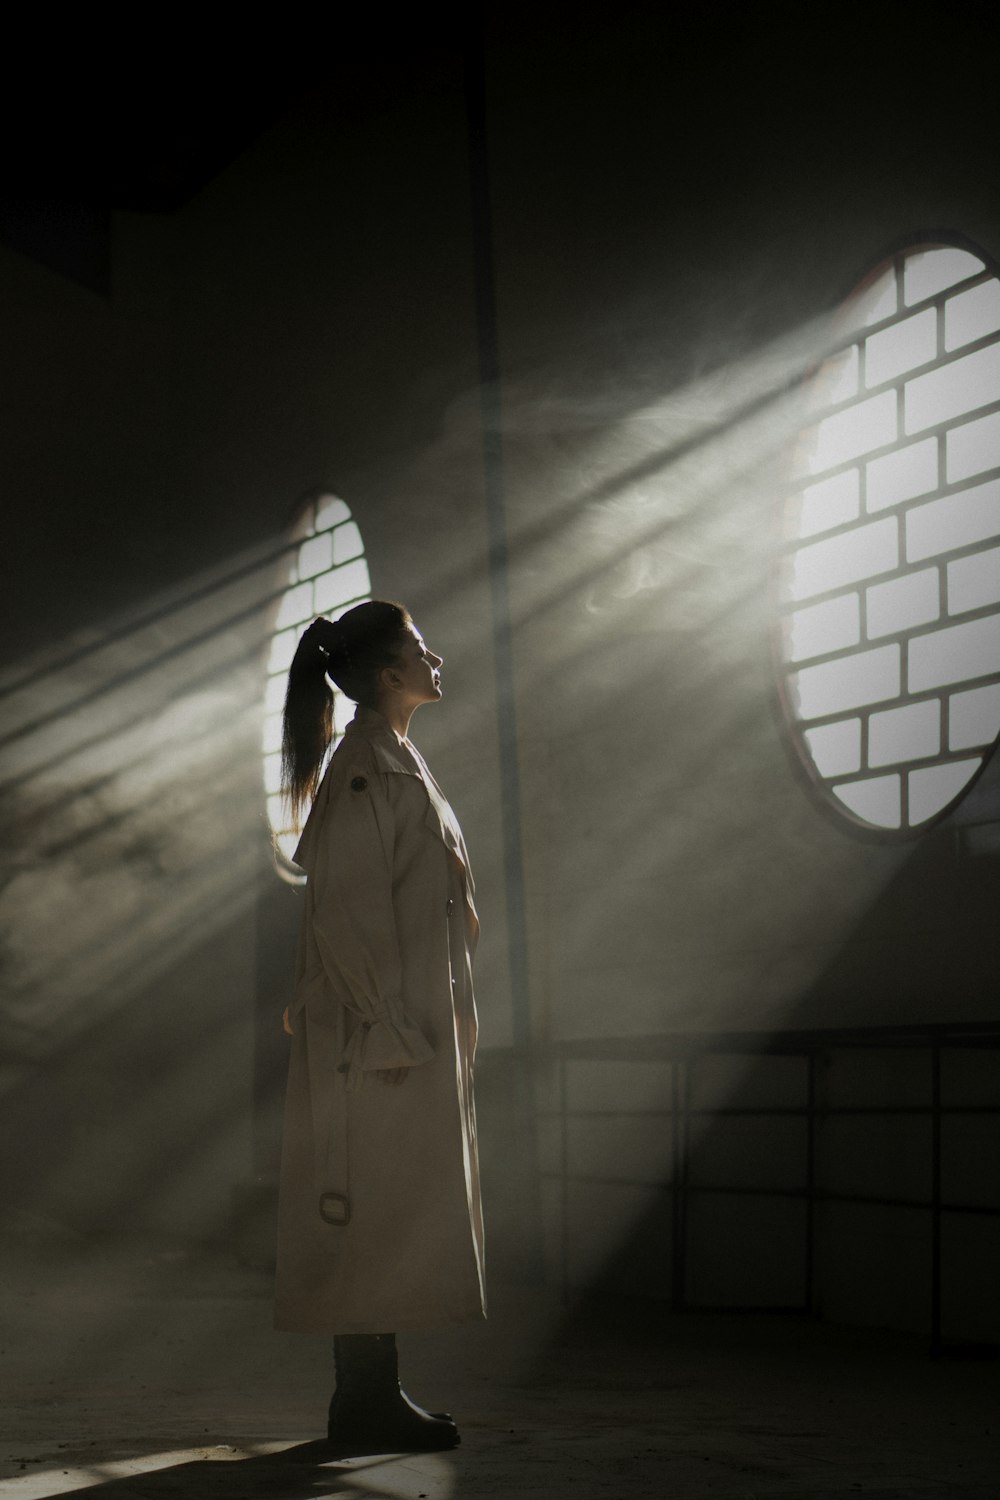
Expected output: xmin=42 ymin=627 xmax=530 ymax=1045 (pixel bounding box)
xmin=0 ymin=18 xmax=468 ymax=289
xmin=4 ymin=2 xmax=997 ymax=293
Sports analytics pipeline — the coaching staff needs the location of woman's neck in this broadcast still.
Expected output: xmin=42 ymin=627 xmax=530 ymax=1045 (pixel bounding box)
xmin=371 ymin=696 xmax=413 ymax=742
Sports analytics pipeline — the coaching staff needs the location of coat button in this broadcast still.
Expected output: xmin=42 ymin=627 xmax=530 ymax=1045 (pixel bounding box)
xmin=350 ymin=776 xmax=368 ymax=792
xmin=446 ymin=897 xmax=455 ymax=914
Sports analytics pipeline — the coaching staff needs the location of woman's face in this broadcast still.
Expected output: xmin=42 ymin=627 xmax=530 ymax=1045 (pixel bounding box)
xmin=389 ymin=625 xmax=443 ymax=707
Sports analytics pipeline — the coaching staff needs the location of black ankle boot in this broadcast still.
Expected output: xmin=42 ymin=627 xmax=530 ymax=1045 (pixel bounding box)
xmin=327 ymin=1333 xmax=460 ymax=1453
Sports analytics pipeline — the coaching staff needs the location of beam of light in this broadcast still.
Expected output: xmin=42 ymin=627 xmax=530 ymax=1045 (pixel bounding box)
xmin=394 ymin=297 xmax=927 ymax=1056
xmin=0 ymin=1444 xmax=455 ymax=1497
xmin=0 ymin=538 xmax=298 ymax=1244
xmin=1 ymin=602 xmax=267 ymax=1026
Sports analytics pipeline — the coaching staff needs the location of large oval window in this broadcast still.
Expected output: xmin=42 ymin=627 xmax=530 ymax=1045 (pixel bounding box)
xmin=775 ymin=240 xmax=1000 ymax=834
xmin=262 ymin=493 xmax=372 ymax=878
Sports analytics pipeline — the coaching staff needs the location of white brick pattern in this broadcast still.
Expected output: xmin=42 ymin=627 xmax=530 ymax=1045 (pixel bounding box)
xmin=778 ymin=244 xmax=1000 ymax=831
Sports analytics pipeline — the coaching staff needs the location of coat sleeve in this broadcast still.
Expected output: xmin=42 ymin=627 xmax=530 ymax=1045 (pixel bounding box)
xmin=302 ymin=760 xmax=434 ymax=1091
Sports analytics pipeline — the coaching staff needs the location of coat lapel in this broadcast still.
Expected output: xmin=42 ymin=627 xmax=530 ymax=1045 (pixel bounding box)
xmin=408 ymin=744 xmax=474 ymax=892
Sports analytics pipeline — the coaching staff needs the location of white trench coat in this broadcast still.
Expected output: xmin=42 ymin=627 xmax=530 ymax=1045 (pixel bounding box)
xmin=274 ymin=705 xmax=486 ymax=1334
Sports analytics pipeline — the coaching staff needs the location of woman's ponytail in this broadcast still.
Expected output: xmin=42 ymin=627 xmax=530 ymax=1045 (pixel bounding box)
xmin=281 ymin=619 xmax=339 ymax=831
xmin=280 ymin=602 xmax=412 ymax=830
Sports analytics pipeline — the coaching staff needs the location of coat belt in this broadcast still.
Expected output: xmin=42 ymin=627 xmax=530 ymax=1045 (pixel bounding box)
xmin=305 ymin=1009 xmax=351 ymax=1227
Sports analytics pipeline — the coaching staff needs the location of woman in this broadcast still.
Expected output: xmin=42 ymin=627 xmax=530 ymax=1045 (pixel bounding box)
xmin=273 ymin=600 xmax=485 ymax=1454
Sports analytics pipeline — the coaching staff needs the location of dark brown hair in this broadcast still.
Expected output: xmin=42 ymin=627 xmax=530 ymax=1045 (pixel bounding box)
xmin=280 ymin=600 xmax=412 ymax=828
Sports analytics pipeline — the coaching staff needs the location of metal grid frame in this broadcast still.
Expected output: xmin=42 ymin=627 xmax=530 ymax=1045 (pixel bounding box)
xmin=539 ymin=1022 xmax=1000 ymax=1356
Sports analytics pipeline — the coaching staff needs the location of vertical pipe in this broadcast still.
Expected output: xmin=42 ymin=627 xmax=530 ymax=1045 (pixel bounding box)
xmin=930 ymin=1041 xmax=942 ymax=1357
xmin=805 ymin=1050 xmax=817 ymax=1315
xmin=671 ymin=1056 xmax=688 ymax=1310
xmin=463 ymin=22 xmax=531 ymax=1057
xmin=464 ymin=18 xmax=544 ymax=1285
xmin=559 ymin=1056 xmax=570 ymax=1305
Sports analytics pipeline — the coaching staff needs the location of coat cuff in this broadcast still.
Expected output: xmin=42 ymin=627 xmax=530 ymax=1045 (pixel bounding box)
xmin=339 ymin=1013 xmax=435 ymax=1090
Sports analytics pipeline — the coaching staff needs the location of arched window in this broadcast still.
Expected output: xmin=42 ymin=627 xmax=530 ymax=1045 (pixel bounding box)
xmin=775 ymin=240 xmax=1000 ymax=834
xmin=262 ymin=493 xmax=371 ymax=880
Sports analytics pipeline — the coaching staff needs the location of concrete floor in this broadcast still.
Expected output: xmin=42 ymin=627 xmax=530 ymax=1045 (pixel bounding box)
xmin=1 ymin=1229 xmax=998 ymax=1499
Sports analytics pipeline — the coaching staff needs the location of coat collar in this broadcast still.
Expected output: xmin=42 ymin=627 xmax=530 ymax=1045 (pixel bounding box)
xmin=300 ymin=706 xmax=473 ymax=886
xmin=291 ymin=708 xmax=406 ymax=869
xmin=345 ymin=704 xmax=421 ymax=777
xmin=350 ymin=708 xmax=473 ymax=888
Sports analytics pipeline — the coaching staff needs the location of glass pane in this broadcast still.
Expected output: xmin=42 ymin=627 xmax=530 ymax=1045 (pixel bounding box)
xmin=843 ymin=267 xmax=897 ymax=329
xmin=274 ymin=579 xmax=314 ymax=630
xmin=949 ymin=684 xmax=1000 ymax=750
xmin=905 ymin=342 xmax=1000 ymax=434
xmin=791 ymin=644 xmax=899 ymax=719
xmin=947 ymin=410 xmax=1000 ymax=483
xmin=261 ymin=711 xmax=283 ymax=754
xmin=866 ymin=568 xmax=939 ymax=639
xmin=866 ymin=437 xmax=938 ymax=513
xmin=804 ymin=718 xmax=861 ymax=777
xmin=908 ymin=758 xmax=982 ymax=824
xmin=315 ymin=494 xmax=352 ymax=529
xmin=784 ymin=593 xmax=860 ymax=662
xmin=298 ymin=532 xmax=334 ymax=581
xmin=788 ymin=517 xmax=897 ymax=601
xmin=266 ymin=793 xmax=288 ymax=829
xmin=796 ymin=468 xmax=860 ymax=537
xmin=948 ymin=544 xmax=1000 ymax=614
xmin=832 ymin=774 xmax=901 ymax=829
xmin=805 ymin=390 xmax=897 ymax=473
xmin=333 ymin=521 xmax=364 ymax=565
xmin=944 ymin=279 xmax=1000 ymax=353
xmin=807 ymin=345 xmax=859 ymax=409
xmin=904 ymin=248 xmax=983 ymax=306
xmin=267 ymin=628 xmax=298 ymax=675
xmin=264 ymin=673 xmax=286 ymax=714
xmin=263 ymin=751 xmax=283 ymax=794
xmin=865 ymin=308 xmax=937 ymax=387
xmin=908 ymin=614 xmax=1000 ymax=691
xmin=906 ymin=478 xmax=1000 ymax=563
xmin=868 ymin=700 xmax=940 ymax=768
xmin=314 ymin=556 xmax=372 ymax=612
